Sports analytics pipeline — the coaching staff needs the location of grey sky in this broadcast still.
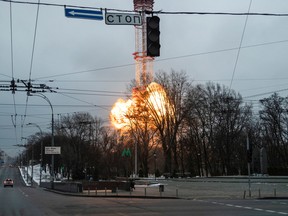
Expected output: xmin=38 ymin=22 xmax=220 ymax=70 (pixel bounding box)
xmin=1 ymin=0 xmax=288 ymax=157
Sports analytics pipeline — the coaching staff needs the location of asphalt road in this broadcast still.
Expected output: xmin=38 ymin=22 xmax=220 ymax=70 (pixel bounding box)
xmin=0 ymin=166 xmax=288 ymax=215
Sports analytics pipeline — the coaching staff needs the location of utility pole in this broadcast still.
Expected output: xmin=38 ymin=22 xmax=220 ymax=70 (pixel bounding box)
xmin=1 ymin=79 xmax=56 ymax=184
xmin=247 ymin=135 xmax=251 ymax=197
xmin=27 ymin=123 xmax=43 ymax=186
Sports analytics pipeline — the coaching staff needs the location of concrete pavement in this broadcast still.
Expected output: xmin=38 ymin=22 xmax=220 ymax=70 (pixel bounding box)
xmin=45 ymin=176 xmax=288 ymax=200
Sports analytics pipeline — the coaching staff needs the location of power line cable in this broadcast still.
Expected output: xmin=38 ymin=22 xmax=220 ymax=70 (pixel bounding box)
xmin=43 ymin=77 xmax=275 ymax=83
xmin=155 ymin=11 xmax=288 ymax=16
xmin=35 ymin=63 xmax=134 ymax=79
xmin=28 ymin=0 xmax=40 ymax=81
xmin=56 ymin=91 xmax=128 ymax=97
xmin=22 ymin=0 xmax=41 ymax=132
xmin=3 ymin=0 xmax=288 ymax=17
xmin=0 ymin=103 xmax=111 ymax=108
xmin=9 ymin=1 xmax=14 ymax=79
xmin=9 ymin=1 xmax=19 ymax=146
xmin=56 ymin=87 xmax=127 ymax=95
xmin=34 ymin=38 xmax=288 ymax=80
xmin=244 ymin=88 xmax=288 ymax=99
xmin=229 ymin=0 xmax=252 ymax=91
xmin=0 ymin=74 xmax=12 ymax=79
xmin=53 ymin=87 xmax=129 ymax=96
xmin=46 ymin=79 xmax=130 ymax=83
xmin=57 ymin=92 xmax=110 ymax=111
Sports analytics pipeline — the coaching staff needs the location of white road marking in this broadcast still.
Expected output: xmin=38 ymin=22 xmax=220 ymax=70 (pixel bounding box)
xmin=18 ymin=188 xmax=29 ymax=197
xmin=197 ymin=199 xmax=288 ymax=215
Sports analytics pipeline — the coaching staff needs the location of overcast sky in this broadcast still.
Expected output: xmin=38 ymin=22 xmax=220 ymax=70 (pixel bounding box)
xmin=1 ymin=0 xmax=288 ymax=157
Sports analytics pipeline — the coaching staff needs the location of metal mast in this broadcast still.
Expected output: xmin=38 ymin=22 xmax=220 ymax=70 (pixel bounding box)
xmin=133 ymin=0 xmax=154 ymax=87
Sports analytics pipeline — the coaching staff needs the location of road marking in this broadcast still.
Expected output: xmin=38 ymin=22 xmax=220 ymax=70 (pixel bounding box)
xmin=226 ymin=204 xmax=234 ymax=207
xmin=18 ymin=188 xmax=29 ymax=197
xmin=253 ymin=208 xmax=263 ymax=211
xmin=272 ymin=201 xmax=288 ymax=205
xmin=198 ymin=200 xmax=288 ymax=215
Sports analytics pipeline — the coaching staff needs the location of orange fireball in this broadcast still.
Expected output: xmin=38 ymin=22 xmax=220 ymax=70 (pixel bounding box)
xmin=110 ymin=82 xmax=173 ymax=129
xmin=110 ymin=98 xmax=133 ymax=129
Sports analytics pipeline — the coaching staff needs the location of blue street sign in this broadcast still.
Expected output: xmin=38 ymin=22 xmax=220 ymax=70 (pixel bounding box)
xmin=65 ymin=8 xmax=103 ymax=21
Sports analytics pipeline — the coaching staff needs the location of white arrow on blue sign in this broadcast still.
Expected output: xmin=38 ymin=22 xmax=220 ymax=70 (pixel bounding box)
xmin=65 ymin=8 xmax=103 ymax=21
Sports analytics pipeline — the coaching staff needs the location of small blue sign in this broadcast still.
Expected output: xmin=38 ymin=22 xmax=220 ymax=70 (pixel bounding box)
xmin=65 ymin=8 xmax=103 ymax=21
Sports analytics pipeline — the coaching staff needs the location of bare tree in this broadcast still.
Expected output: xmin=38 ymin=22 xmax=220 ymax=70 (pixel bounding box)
xmin=56 ymin=112 xmax=96 ymax=180
xmin=259 ymin=93 xmax=288 ymax=174
xmin=148 ymin=70 xmax=191 ymax=175
xmin=184 ymin=83 xmax=252 ymax=176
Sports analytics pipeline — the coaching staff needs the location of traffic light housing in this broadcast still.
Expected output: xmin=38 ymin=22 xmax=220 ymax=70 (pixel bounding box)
xmin=146 ymin=16 xmax=160 ymax=57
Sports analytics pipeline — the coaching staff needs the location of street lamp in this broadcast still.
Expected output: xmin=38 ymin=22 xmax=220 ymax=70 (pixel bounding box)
xmin=29 ymin=92 xmax=54 ymax=182
xmin=27 ymin=123 xmax=43 ymax=185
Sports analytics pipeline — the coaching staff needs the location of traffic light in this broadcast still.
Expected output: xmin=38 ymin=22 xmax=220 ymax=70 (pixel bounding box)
xmin=146 ymin=16 xmax=160 ymax=57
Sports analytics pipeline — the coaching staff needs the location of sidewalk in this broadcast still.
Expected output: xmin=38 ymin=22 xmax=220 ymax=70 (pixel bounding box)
xmin=19 ymin=166 xmax=288 ymax=200
xmin=80 ymin=177 xmax=288 ymax=200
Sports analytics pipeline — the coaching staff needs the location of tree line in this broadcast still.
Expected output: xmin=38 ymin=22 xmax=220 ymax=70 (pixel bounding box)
xmin=19 ymin=71 xmax=288 ymax=180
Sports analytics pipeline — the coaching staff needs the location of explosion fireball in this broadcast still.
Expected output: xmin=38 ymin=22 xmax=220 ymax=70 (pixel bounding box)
xmin=110 ymin=82 xmax=171 ymax=129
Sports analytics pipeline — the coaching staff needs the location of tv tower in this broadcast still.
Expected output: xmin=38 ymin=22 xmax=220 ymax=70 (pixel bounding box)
xmin=133 ymin=0 xmax=155 ymax=87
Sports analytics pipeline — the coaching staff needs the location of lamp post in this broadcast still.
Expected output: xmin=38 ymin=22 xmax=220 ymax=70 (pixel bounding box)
xmin=247 ymin=135 xmax=251 ymax=198
xmin=27 ymin=123 xmax=43 ymax=185
xmin=21 ymin=137 xmax=29 ymax=184
xmin=29 ymin=92 xmax=54 ymax=182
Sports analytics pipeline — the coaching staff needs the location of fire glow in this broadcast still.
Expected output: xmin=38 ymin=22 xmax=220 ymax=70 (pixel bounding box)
xmin=110 ymin=82 xmax=172 ymax=129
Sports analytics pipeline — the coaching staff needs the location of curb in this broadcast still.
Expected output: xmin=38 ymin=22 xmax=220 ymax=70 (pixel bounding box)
xmin=44 ymin=188 xmax=179 ymax=199
xmin=258 ymin=197 xmax=288 ymax=200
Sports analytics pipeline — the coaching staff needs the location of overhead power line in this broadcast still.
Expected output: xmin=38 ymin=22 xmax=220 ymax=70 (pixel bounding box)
xmin=155 ymin=11 xmax=288 ymax=17
xmin=2 ymin=0 xmax=288 ymax=17
xmin=57 ymin=92 xmax=110 ymax=111
xmin=244 ymin=88 xmax=288 ymax=99
xmin=35 ymin=63 xmax=135 ymax=80
xmin=28 ymin=0 xmax=40 ymax=81
xmin=56 ymin=87 xmax=127 ymax=94
xmin=33 ymin=38 xmax=288 ymax=80
xmin=229 ymin=0 xmax=252 ymax=90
